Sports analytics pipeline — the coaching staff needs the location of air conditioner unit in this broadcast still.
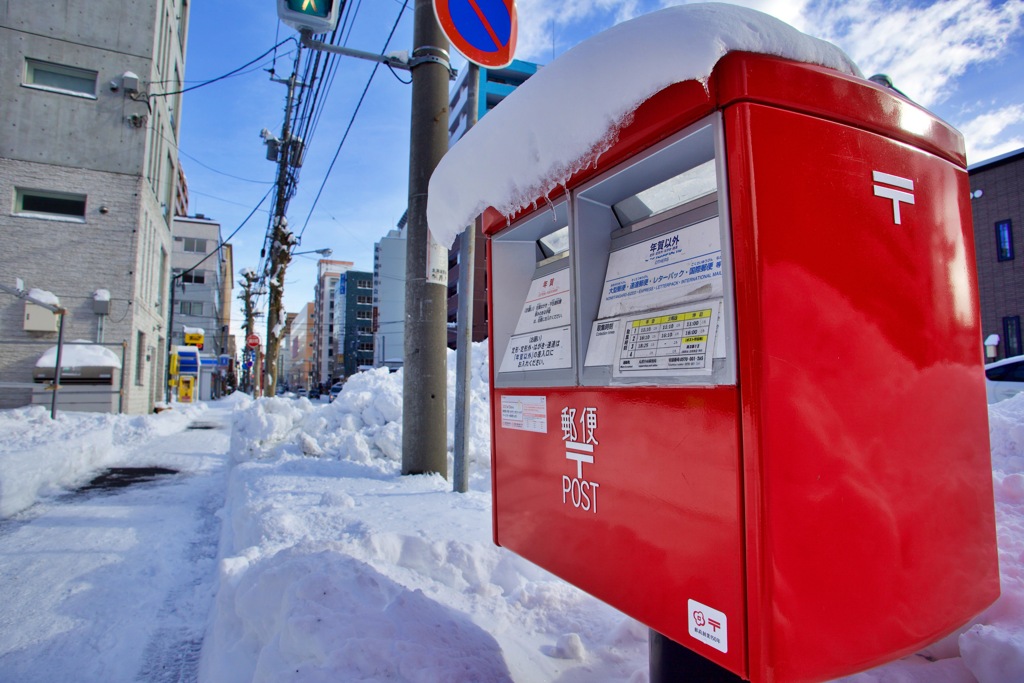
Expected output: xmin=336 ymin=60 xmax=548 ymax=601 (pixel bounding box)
xmin=24 ymin=303 xmax=57 ymax=332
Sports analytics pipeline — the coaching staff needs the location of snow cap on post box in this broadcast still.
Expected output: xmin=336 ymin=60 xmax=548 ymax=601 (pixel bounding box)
xmin=426 ymin=2 xmax=861 ymax=249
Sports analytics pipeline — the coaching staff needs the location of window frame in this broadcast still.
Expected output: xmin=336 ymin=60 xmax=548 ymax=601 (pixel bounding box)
xmin=178 ymin=301 xmax=204 ymax=317
xmin=1004 ymin=316 xmax=1022 ymax=358
xmin=997 ymin=220 xmax=1015 ymax=262
xmin=182 ymin=237 xmax=207 ymax=253
xmin=23 ymin=58 xmax=98 ymax=99
xmin=14 ymin=187 xmax=87 ymax=222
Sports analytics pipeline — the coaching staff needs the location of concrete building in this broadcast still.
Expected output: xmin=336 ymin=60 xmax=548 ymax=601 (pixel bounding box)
xmin=170 ymin=215 xmax=231 ymax=356
xmin=373 ymin=227 xmax=406 ymax=369
xmin=445 ymin=60 xmax=539 ymax=347
xmin=970 ymin=147 xmax=1024 ymax=360
xmin=312 ymin=258 xmax=352 ymax=387
xmin=0 ymin=0 xmax=189 ymax=413
xmin=332 ymin=271 xmax=374 ymax=379
xmin=287 ymin=302 xmax=315 ymax=390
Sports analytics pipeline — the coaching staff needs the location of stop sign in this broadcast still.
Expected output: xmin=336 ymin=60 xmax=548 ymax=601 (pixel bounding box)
xmin=246 ymin=334 xmax=260 ymax=349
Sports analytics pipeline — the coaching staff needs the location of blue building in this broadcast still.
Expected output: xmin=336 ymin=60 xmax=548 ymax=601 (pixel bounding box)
xmin=446 ymin=59 xmax=539 ymax=347
xmin=333 ymin=271 xmax=375 ymax=380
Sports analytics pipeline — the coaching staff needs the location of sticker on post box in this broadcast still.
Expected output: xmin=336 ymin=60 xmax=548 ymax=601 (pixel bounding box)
xmin=500 ymin=395 xmax=547 ymax=433
xmin=688 ymin=599 xmax=728 ymax=653
xmin=584 ymin=318 xmax=621 ymax=366
xmin=513 ymin=269 xmax=571 ymax=335
xmin=613 ymin=300 xmax=720 ymax=377
xmin=500 ymin=325 xmax=572 ymax=373
xmin=598 ymin=218 xmax=722 ymax=319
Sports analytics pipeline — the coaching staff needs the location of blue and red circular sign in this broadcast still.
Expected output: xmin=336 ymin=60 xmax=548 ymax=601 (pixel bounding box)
xmin=433 ymin=0 xmax=517 ymax=69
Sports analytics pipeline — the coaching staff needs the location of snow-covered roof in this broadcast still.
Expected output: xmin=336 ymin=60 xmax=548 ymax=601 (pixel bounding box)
xmin=35 ymin=341 xmax=121 ymax=368
xmin=183 ymin=326 xmax=205 ymax=335
xmin=427 ymin=3 xmax=860 ymax=248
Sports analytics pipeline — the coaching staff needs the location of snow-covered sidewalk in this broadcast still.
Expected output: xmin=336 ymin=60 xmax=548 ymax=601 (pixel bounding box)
xmin=0 ymin=402 xmax=231 ymax=682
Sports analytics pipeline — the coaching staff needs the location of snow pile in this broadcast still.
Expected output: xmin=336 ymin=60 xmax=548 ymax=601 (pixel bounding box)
xmin=93 ymin=288 xmax=110 ymax=302
xmin=26 ymin=287 xmax=59 ymax=307
xmin=0 ymin=402 xmax=204 ymax=518
xmin=427 ymin=3 xmax=861 ymax=247
xmin=34 ymin=340 xmax=122 ymax=368
xmin=230 ymin=345 xmax=491 ymax=474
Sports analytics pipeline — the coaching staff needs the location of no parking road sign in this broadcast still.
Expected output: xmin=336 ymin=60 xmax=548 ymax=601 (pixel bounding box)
xmin=434 ymin=0 xmax=518 ymax=69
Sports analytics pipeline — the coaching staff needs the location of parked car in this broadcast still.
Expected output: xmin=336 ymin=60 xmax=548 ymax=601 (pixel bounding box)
xmin=985 ymin=355 xmax=1024 ymax=403
xmin=328 ymin=382 xmax=344 ymax=402
xmin=309 ymin=387 xmax=321 ymax=399
xmin=296 ymin=387 xmax=308 ymax=398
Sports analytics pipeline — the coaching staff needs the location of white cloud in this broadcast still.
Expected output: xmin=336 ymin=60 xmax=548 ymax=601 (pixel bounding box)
xmin=803 ymin=0 xmax=1024 ymax=108
xmin=515 ymin=0 xmax=646 ymax=62
xmin=958 ymin=104 xmax=1024 ymax=163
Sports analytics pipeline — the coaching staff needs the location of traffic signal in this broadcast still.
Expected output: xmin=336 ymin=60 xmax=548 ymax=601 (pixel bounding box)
xmin=277 ymin=0 xmax=340 ymax=34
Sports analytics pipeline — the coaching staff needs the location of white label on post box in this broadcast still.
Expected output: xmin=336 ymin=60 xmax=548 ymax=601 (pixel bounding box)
xmin=501 ymin=395 xmax=547 ymax=433
xmin=613 ymin=300 xmax=720 ymax=378
xmin=584 ymin=318 xmax=621 ymax=366
xmin=598 ymin=218 xmax=722 ymax=319
xmin=513 ymin=268 xmax=571 ymax=335
xmin=688 ymin=599 xmax=728 ymax=653
xmin=500 ymin=325 xmax=572 ymax=373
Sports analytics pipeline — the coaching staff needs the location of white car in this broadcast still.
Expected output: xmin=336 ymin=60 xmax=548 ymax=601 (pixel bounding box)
xmin=984 ymin=355 xmax=1024 ymax=403
xmin=328 ymin=383 xmax=344 ymax=402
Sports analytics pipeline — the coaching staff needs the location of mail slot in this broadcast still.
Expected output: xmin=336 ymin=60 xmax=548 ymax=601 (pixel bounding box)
xmin=484 ymin=51 xmax=998 ymax=682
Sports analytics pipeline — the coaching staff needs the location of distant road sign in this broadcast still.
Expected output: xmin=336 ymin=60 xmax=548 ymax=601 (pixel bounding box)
xmin=433 ymin=0 xmax=517 ymax=69
xmin=246 ymin=334 xmax=261 ymax=349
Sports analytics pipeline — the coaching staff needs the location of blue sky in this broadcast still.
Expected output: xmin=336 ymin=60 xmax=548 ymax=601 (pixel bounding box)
xmin=178 ymin=0 xmax=1024 ymax=330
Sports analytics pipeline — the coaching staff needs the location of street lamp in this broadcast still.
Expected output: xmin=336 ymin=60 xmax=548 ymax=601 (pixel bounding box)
xmin=292 ymin=247 xmax=332 ymax=257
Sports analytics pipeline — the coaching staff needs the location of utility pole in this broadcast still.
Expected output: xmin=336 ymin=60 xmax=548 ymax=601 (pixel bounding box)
xmin=238 ymin=268 xmax=259 ymax=394
xmin=402 ymin=0 xmax=451 ymax=477
xmin=453 ymin=63 xmax=480 ymax=492
xmin=264 ymin=49 xmax=304 ymax=398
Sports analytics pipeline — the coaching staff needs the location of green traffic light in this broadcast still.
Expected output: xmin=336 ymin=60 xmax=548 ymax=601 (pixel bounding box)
xmin=287 ymin=0 xmax=329 ymax=18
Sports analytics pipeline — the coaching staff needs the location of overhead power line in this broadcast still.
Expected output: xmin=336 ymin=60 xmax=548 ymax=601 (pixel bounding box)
xmin=149 ymin=38 xmax=296 ymax=98
xmin=298 ymin=0 xmax=410 ymax=241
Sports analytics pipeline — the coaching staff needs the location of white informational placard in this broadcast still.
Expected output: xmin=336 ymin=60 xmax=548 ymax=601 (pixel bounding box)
xmin=513 ymin=268 xmax=571 ymax=335
xmin=613 ymin=300 xmax=721 ymax=378
xmin=584 ymin=318 xmax=621 ymax=367
xmin=499 ymin=325 xmax=572 ymax=373
xmin=598 ymin=217 xmax=722 ymax=319
xmin=426 ymin=231 xmax=449 ymax=286
xmin=500 ymin=395 xmax=548 ymax=433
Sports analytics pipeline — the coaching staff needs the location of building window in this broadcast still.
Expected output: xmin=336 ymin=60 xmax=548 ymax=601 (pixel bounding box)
xmin=14 ymin=188 xmax=87 ymax=220
xmin=24 ymin=59 xmax=97 ymax=98
xmin=182 ymin=237 xmax=207 ymax=253
xmin=357 ymin=280 xmax=372 ymax=289
xmin=1004 ymin=316 xmax=1022 ymax=358
xmin=357 ymin=295 xmax=372 ymax=304
xmin=356 ymin=310 xmax=373 ymax=320
xmin=179 ymin=301 xmax=203 ymax=316
xmin=997 ymin=220 xmax=1014 ymax=262
xmin=182 ymin=270 xmax=205 ymax=285
xmin=135 ymin=331 xmax=146 ymax=386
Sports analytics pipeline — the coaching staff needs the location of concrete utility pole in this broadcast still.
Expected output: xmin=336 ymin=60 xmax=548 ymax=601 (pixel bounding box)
xmin=453 ymin=63 xmax=480 ymax=493
xmin=264 ymin=50 xmax=303 ymax=398
xmin=238 ymin=268 xmax=259 ymax=394
xmin=402 ymin=0 xmax=451 ymax=477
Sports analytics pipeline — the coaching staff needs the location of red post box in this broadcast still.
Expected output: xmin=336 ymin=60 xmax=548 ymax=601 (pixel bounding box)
xmin=483 ymin=52 xmax=999 ymax=682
